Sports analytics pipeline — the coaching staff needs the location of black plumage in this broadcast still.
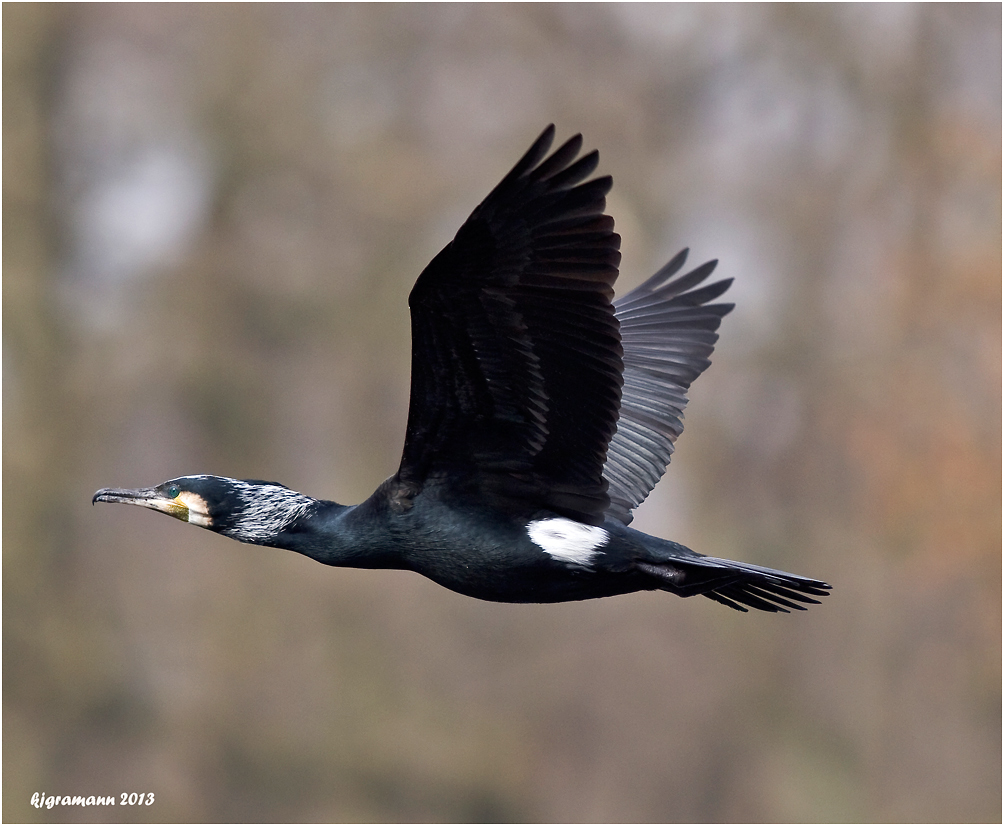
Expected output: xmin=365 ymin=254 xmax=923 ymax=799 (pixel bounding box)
xmin=401 ymin=128 xmax=622 ymax=525
xmin=94 ymin=126 xmax=831 ymax=613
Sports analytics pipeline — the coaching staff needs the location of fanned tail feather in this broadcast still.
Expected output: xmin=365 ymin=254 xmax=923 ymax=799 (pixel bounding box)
xmin=636 ymin=556 xmax=831 ymax=613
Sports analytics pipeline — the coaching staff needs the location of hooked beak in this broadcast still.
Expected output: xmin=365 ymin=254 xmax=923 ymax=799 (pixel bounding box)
xmin=92 ymin=487 xmax=189 ymax=521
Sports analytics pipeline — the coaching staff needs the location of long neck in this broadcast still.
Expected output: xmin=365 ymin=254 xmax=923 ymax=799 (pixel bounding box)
xmin=238 ymin=493 xmax=403 ymax=570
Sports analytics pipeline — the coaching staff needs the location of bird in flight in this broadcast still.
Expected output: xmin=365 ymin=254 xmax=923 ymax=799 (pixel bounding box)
xmin=94 ymin=126 xmax=830 ymax=613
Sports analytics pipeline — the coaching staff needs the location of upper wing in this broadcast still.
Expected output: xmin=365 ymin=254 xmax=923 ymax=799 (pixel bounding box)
xmin=395 ymin=126 xmax=623 ymax=525
xmin=603 ymin=250 xmax=733 ymax=524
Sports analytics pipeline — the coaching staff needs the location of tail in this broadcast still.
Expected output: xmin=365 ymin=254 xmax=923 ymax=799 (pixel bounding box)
xmin=636 ymin=555 xmax=831 ymax=613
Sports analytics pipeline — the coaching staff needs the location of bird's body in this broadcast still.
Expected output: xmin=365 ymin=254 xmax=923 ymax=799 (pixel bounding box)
xmin=95 ymin=126 xmax=830 ymax=613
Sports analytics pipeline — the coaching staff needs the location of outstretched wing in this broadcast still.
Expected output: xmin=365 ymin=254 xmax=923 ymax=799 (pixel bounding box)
xmin=604 ymin=250 xmax=733 ymax=524
xmin=396 ymin=126 xmax=623 ymax=525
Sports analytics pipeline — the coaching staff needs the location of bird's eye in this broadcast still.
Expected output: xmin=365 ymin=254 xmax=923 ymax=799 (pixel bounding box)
xmin=165 ymin=484 xmax=181 ymax=499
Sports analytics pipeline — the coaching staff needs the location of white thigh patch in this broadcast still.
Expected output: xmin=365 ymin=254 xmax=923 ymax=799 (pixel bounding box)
xmin=527 ymin=518 xmax=609 ymax=567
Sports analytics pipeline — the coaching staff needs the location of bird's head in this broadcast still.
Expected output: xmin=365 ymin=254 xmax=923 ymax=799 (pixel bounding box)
xmin=93 ymin=475 xmax=316 ymax=544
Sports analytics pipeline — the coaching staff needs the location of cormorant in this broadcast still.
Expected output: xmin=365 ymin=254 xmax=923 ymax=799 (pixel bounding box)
xmin=94 ymin=126 xmax=830 ymax=612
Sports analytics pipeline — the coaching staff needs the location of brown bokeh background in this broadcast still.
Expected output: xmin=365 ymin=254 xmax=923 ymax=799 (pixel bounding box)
xmin=4 ymin=4 xmax=1000 ymax=822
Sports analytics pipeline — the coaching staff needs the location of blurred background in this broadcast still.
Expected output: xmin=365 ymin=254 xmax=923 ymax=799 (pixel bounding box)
xmin=4 ymin=3 xmax=1001 ymax=822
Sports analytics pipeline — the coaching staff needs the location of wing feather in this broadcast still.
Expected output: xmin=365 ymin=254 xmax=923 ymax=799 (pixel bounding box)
xmin=397 ymin=126 xmax=623 ymax=524
xmin=604 ymin=250 xmax=733 ymax=524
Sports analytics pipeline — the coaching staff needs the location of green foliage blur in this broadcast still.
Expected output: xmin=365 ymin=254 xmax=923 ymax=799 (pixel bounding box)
xmin=4 ymin=4 xmax=1000 ymax=822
